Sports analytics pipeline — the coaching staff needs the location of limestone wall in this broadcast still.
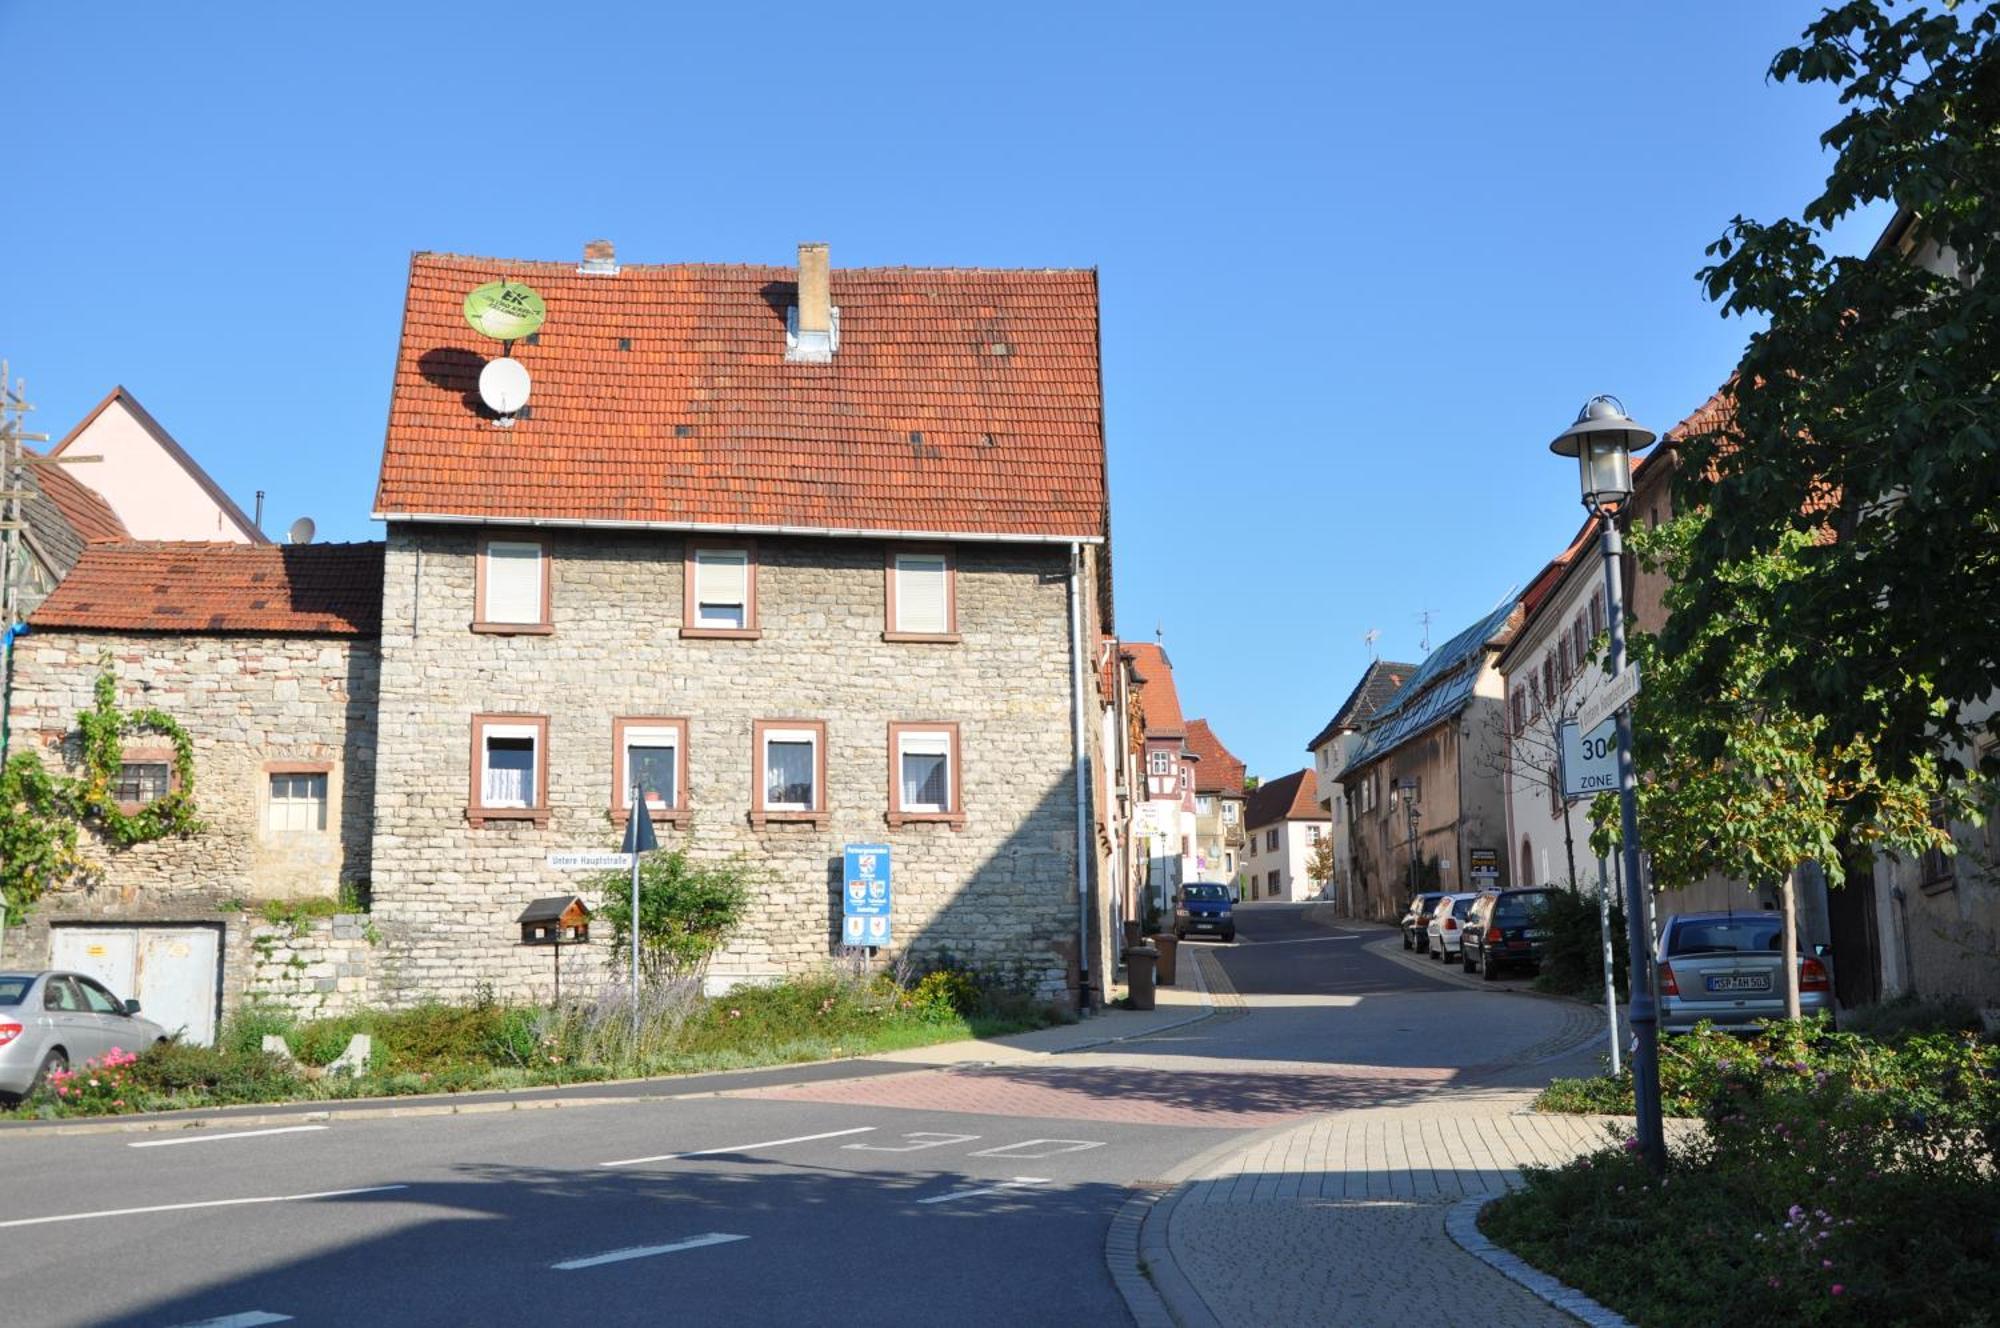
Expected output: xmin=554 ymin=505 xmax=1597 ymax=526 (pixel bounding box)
xmin=369 ymin=527 xmax=1089 ymax=1006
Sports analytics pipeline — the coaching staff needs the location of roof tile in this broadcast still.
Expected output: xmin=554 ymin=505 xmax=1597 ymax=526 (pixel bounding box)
xmin=29 ymin=542 xmax=385 ymax=636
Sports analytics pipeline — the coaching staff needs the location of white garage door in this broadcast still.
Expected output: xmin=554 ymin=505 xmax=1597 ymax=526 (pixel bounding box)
xmin=49 ymin=927 xmax=221 ymax=1046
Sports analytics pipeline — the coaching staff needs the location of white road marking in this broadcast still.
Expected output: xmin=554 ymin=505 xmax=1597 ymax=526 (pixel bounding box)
xmin=599 ymin=1126 xmax=875 ymax=1168
xmin=553 ymin=1232 xmax=748 ymax=1269
xmin=915 ymin=1177 xmax=1049 ymax=1205
xmin=1244 ymin=934 xmax=1363 ymax=946
xmin=167 ymin=1313 xmax=293 ymax=1328
xmin=0 ymin=1184 xmax=408 ymax=1230
xmin=968 ymin=1138 xmax=1105 ymax=1159
xmin=843 ymin=1132 xmax=981 ymax=1153
xmin=130 ymin=1125 xmax=329 ymax=1149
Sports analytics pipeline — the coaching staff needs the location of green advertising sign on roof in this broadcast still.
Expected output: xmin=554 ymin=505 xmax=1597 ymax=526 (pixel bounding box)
xmin=463 ymin=281 xmax=546 ymax=342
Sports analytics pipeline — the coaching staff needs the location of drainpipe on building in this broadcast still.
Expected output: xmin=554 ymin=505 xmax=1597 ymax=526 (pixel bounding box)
xmin=0 ymin=621 xmax=18 ymax=964
xmin=1068 ymin=542 xmax=1093 ymax=1011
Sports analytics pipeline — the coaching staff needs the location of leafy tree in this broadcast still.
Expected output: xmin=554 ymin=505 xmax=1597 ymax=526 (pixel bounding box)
xmin=0 ymin=752 xmax=80 ymax=957
xmin=1674 ymin=0 xmax=2000 ymax=780
xmin=591 ymin=846 xmax=756 ymax=982
xmin=1597 ymin=513 xmax=1961 ymax=1014
xmin=1306 ymin=834 xmax=1336 ymax=896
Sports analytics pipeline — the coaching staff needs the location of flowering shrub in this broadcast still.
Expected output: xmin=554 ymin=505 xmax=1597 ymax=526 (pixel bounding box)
xmin=38 ymin=1047 xmax=143 ymax=1115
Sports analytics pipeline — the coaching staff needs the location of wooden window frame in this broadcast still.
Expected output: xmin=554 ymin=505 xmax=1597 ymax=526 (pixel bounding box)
xmin=611 ymin=716 xmax=690 ymax=828
xmin=467 ymin=713 xmax=551 ymax=827
xmin=263 ymin=759 xmax=333 ymax=835
xmin=883 ymin=545 xmax=960 ymax=643
xmin=472 ymin=535 xmax=555 ymax=635
xmin=682 ymin=541 xmax=761 ymax=640
xmin=114 ymin=746 xmax=180 ymax=815
xmin=887 ymin=721 xmax=964 ymax=829
xmin=751 ymin=718 xmax=827 ymax=828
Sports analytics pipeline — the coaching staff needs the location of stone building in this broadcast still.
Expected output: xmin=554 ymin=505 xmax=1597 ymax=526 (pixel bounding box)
xmin=1307 ymin=659 xmax=1412 ymax=912
xmin=5 ymin=542 xmax=384 ymax=1039
xmin=365 ymin=242 xmax=1112 ymax=1008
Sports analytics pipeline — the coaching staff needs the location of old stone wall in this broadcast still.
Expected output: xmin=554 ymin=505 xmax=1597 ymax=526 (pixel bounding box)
xmin=5 ymin=631 xmax=379 ymax=967
xmin=240 ymin=912 xmax=379 ymax=1018
xmin=369 ymin=527 xmax=1088 ymax=1007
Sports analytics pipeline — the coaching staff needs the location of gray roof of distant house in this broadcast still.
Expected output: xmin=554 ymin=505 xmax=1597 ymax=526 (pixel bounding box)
xmin=1305 ymin=660 xmax=1419 ymax=752
xmin=1346 ymin=601 xmax=1517 ymax=769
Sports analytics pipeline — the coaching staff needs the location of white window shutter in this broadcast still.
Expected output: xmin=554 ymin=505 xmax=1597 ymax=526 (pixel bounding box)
xmin=695 ymin=551 xmax=749 ymax=617
xmin=485 ymin=543 xmax=543 ymax=623
xmin=895 ymin=555 xmax=949 ymax=633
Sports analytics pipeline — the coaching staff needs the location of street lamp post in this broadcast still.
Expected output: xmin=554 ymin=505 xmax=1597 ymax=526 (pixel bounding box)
xmin=1549 ymin=395 xmax=1666 ymax=1173
xmin=1395 ymin=779 xmax=1421 ymax=893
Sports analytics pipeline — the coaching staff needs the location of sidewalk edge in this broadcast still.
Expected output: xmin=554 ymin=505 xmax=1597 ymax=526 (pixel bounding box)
xmin=1445 ymin=1193 xmax=1636 ymax=1328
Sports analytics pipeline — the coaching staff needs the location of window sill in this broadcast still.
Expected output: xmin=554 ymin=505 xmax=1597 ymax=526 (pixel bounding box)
xmin=887 ymin=811 xmax=966 ymax=830
xmin=680 ymin=627 xmax=763 ymax=640
xmin=471 ymin=621 xmax=555 ymax=636
xmin=882 ymin=631 xmax=962 ymax=644
xmin=749 ymin=811 xmax=828 ymax=829
xmin=610 ymin=807 xmax=691 ymax=829
xmin=1920 ymin=874 xmax=1956 ymax=896
xmin=466 ymin=806 xmax=551 ymax=828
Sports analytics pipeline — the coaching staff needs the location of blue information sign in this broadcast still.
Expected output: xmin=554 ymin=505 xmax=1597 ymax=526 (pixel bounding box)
xmin=842 ymin=843 xmax=892 ymax=947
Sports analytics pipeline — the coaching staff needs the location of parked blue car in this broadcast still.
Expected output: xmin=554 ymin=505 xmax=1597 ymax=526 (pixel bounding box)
xmin=1173 ymin=882 xmax=1236 ymax=943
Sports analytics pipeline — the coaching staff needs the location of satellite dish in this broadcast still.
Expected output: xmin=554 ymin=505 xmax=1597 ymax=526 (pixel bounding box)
xmin=463 ymin=281 xmax=547 ymax=342
xmin=286 ymin=517 xmax=316 ymax=546
xmin=478 ymin=358 xmax=532 ymax=415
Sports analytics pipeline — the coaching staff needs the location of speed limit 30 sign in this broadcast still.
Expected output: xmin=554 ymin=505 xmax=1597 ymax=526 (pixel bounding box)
xmin=1558 ymin=718 xmax=1620 ymax=799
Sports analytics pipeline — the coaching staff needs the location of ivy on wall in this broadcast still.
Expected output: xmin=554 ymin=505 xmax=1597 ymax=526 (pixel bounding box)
xmin=0 ymin=661 xmax=203 ymax=927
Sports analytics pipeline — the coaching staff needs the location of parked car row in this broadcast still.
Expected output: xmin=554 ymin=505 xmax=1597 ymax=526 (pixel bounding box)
xmin=0 ymin=970 xmax=169 ymax=1102
xmin=1401 ymin=888 xmax=1558 ymax=979
xmin=1398 ymin=890 xmax=1835 ymax=1032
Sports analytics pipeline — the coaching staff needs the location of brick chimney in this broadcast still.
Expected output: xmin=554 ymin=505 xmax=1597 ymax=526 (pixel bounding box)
xmin=580 ymin=239 xmax=618 ymax=275
xmin=787 ymin=241 xmax=836 ymax=362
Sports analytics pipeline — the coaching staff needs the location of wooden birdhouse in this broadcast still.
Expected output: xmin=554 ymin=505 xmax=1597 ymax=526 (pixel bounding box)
xmin=517 ymin=895 xmax=591 ymax=945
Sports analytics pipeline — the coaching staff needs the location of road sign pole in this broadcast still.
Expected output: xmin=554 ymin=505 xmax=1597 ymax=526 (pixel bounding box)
xmin=1597 ymin=854 xmax=1620 ymax=1077
xmin=1600 ymin=516 xmax=1664 ymax=1171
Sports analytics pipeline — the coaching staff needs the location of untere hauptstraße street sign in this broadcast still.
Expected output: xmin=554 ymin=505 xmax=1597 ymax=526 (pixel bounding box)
xmin=547 ymin=852 xmax=635 ymax=871
xmin=1576 ymin=664 xmax=1641 ymax=736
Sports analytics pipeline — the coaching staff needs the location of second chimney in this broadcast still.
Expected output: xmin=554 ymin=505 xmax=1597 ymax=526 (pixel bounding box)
xmin=789 ymin=242 xmax=835 ymax=361
xmin=581 ymin=238 xmax=618 ymax=275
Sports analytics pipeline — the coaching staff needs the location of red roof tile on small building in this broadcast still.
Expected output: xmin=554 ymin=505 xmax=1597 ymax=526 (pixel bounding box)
xmin=1184 ymin=719 xmax=1246 ymax=794
xmin=1245 ymin=768 xmax=1322 ymax=828
xmin=30 ymin=455 xmax=129 ymax=544
xmin=1121 ymin=642 xmax=1185 ymax=739
xmin=372 ymin=252 xmax=1107 ymax=542
xmin=29 ymin=542 xmax=385 ymax=636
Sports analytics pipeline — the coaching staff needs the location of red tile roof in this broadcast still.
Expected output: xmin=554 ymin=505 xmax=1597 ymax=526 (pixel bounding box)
xmin=1184 ymin=719 xmax=1246 ymax=794
xmin=1245 ymin=768 xmax=1323 ymax=828
xmin=30 ymin=543 xmax=384 ymax=636
xmin=29 ymin=454 xmax=129 ymax=543
xmin=373 ymin=252 xmax=1107 ymax=541
xmin=1121 ymin=642 xmax=1185 ymax=739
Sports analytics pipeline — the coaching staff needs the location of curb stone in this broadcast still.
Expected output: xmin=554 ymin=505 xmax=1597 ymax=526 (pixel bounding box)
xmin=1446 ymin=1193 xmax=1635 ymax=1328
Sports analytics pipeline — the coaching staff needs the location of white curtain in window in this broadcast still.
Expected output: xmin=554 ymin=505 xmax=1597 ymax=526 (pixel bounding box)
xmin=765 ymin=737 xmax=814 ymax=808
xmin=899 ymin=733 xmax=950 ymax=810
xmin=485 ymin=542 xmax=543 ymax=623
xmin=695 ymin=550 xmax=749 ymax=627
xmin=484 ymin=733 xmax=536 ymax=807
xmin=894 ymin=555 xmax=948 ymax=633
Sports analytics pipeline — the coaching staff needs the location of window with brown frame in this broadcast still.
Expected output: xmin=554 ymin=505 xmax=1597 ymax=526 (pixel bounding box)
xmin=473 ymin=536 xmax=553 ymax=634
xmin=264 ymin=760 xmax=332 ymax=834
xmin=611 ymin=717 xmax=689 ymax=826
xmin=683 ymin=544 xmax=759 ymax=639
xmin=467 ymin=714 xmax=550 ymax=827
xmin=752 ymin=719 xmax=827 ymax=827
xmin=885 ymin=547 xmax=959 ymax=642
xmin=114 ymin=748 xmax=177 ymax=812
xmin=887 ymin=721 xmax=963 ymax=828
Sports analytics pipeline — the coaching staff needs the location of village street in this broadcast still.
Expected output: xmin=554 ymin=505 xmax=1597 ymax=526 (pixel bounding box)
xmin=0 ymin=904 xmax=1610 ymax=1328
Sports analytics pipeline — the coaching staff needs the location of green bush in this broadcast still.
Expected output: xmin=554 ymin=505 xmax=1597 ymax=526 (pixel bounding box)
xmin=129 ymin=1041 xmax=302 ymax=1104
xmin=908 ymin=968 xmax=981 ymax=1023
xmin=1836 ymin=991 xmax=1983 ymax=1041
xmin=1528 ymin=885 xmax=1627 ymax=1001
xmin=218 ymin=1003 xmax=298 ymax=1058
xmin=589 ymin=848 xmax=756 ymax=977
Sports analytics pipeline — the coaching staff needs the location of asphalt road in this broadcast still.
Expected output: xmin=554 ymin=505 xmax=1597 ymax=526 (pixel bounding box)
xmin=0 ymin=904 xmax=1587 ymax=1327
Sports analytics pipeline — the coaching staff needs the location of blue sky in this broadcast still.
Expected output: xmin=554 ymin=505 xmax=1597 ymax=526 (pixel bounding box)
xmin=3 ymin=2 xmax=1889 ymax=781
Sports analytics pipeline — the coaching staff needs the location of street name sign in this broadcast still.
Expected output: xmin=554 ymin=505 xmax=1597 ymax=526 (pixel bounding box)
xmin=842 ymin=843 xmax=892 ymax=947
xmin=1558 ymin=718 xmax=1620 ymax=800
xmin=1576 ymin=664 xmax=1641 ymax=736
xmin=547 ymin=852 xmax=634 ymax=871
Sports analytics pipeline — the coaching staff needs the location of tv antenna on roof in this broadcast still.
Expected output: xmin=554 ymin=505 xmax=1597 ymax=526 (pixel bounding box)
xmin=1417 ymin=608 xmax=1437 ymax=653
xmin=1363 ymin=628 xmax=1380 ymax=660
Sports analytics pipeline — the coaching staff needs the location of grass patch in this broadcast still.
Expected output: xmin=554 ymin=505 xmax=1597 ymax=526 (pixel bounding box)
xmin=4 ymin=965 xmax=1065 ymax=1120
xmin=1490 ymin=1019 xmax=1997 ymax=1326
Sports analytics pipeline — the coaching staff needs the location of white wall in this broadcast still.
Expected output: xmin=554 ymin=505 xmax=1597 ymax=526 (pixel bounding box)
xmin=1243 ymin=817 xmax=1329 ymax=902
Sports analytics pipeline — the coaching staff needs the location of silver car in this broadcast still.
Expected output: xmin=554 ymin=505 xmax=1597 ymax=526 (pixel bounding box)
xmin=0 ymin=971 xmax=170 ymax=1101
xmin=1656 ymin=912 xmax=1832 ymax=1034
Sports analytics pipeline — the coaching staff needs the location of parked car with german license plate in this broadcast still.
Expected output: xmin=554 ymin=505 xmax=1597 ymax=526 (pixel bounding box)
xmin=1401 ymin=892 xmax=1448 ymax=952
xmin=0 ymin=971 xmax=169 ymax=1102
xmin=1460 ymin=888 xmax=1557 ymax=979
xmin=1174 ymin=882 xmax=1236 ymax=943
xmin=1656 ymin=911 xmax=1831 ymax=1033
xmin=1425 ymin=893 xmax=1479 ymax=960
